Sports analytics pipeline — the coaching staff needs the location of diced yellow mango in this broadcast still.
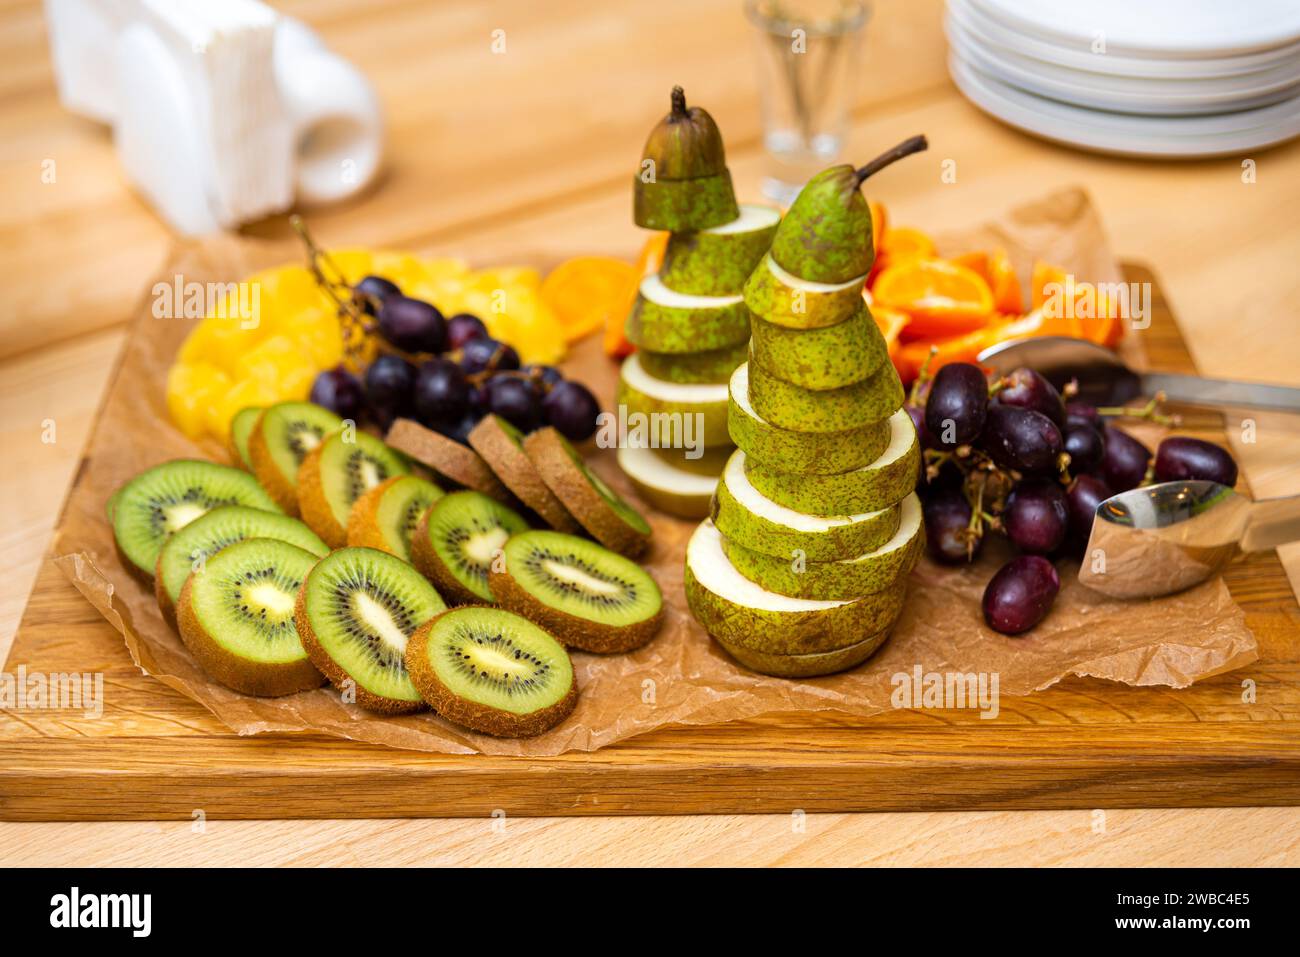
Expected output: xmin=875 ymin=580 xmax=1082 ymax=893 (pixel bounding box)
xmin=167 ymin=362 xmax=231 ymax=439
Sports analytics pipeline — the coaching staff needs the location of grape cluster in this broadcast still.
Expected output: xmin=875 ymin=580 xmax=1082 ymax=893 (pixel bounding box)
xmin=308 ymin=274 xmax=600 ymax=445
xmin=910 ymin=360 xmax=1237 ymax=636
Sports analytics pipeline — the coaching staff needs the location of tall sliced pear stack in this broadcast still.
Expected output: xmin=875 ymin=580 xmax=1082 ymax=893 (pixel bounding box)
xmin=618 ymin=87 xmax=780 ymax=519
xmin=686 ymin=137 xmax=930 ymax=678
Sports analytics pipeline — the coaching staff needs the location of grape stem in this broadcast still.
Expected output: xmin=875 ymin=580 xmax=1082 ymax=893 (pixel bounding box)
xmin=908 ymin=345 xmax=939 ymax=406
xmin=1096 ymin=391 xmax=1181 ymax=426
xmin=291 ymin=215 xmax=373 ymax=367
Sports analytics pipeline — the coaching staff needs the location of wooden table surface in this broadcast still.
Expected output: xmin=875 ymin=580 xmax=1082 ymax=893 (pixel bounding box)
xmin=2 ymin=0 xmax=1298 ymax=866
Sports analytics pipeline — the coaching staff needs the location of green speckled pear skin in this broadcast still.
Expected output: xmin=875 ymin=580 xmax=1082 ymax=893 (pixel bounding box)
xmin=708 ymin=627 xmax=891 ymax=677
xmin=747 ymin=358 xmax=903 ymax=433
xmin=768 ymin=165 xmax=875 ymax=284
xmin=660 ymin=208 xmax=780 ymax=296
xmin=617 ymin=360 xmax=732 ymax=448
xmin=749 ymin=303 xmax=890 ymax=391
xmin=633 ymin=172 xmax=739 ymax=231
xmin=639 ymin=85 xmax=728 ymax=180
xmin=742 ymin=253 xmax=866 ymax=329
xmin=639 ymin=341 xmax=750 ymax=383
xmin=624 ymin=287 xmax=750 ymax=353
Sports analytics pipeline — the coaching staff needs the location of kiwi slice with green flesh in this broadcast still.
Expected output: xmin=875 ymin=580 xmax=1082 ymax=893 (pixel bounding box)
xmin=616 ymin=443 xmax=725 ymax=520
xmin=490 ymin=530 xmax=664 ymax=654
xmin=385 ymin=418 xmax=517 ymax=503
xmin=347 ymin=474 xmax=445 ymax=562
xmin=248 ymin=402 xmax=344 ymax=514
xmin=155 ymin=505 xmax=328 ymax=628
xmin=110 ymin=459 xmax=283 ymax=581
xmin=727 ymin=363 xmax=891 ymax=475
xmin=468 ymin=415 xmax=582 ymax=533
xmin=177 ymin=538 xmax=325 ymax=696
xmin=749 ymin=302 xmax=890 ymax=392
xmin=659 ymin=203 xmax=781 ymax=296
xmin=744 ymin=408 xmax=919 ymax=515
xmin=684 ymin=519 xmax=903 ymax=661
xmin=295 ymin=546 xmax=447 ymax=713
xmin=524 ymin=427 xmax=652 ymax=558
xmin=406 ymin=606 xmax=577 ymax=737
xmin=713 ymin=449 xmax=901 ymax=562
xmin=624 ymin=275 xmax=750 ymax=354
xmin=747 ymin=356 xmax=904 ymax=433
xmin=722 ymin=492 xmax=924 ymax=600
xmin=637 ymin=341 xmax=749 ymax=384
xmin=228 ymin=406 xmax=261 ymax=469
xmin=412 ymin=491 xmax=530 ymax=603
xmin=296 ymin=429 xmax=411 ymax=549
xmin=617 ymin=353 xmax=731 ymax=448
xmin=742 ymin=252 xmax=867 ymax=330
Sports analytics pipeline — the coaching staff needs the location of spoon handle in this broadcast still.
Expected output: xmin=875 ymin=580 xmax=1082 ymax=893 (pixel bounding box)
xmin=1242 ymin=494 xmax=1300 ymax=552
xmin=1142 ymin=373 xmax=1300 ymax=412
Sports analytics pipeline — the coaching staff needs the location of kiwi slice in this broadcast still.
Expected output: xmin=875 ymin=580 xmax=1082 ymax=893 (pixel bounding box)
xmin=155 ymin=505 xmax=329 ymax=627
xmin=385 ymin=418 xmax=517 ymax=503
xmin=468 ymin=415 xmax=582 ymax=533
xmin=411 ymin=491 xmax=530 ymax=603
xmin=110 ymin=459 xmax=282 ymax=580
xmin=295 ymin=546 xmax=447 ymax=713
xmin=296 ymin=429 xmax=411 ymax=548
xmin=490 ymin=530 xmax=664 ymax=654
xmin=228 ymin=406 xmax=261 ymax=469
xmin=523 ymin=427 xmax=652 ymax=558
xmin=177 ymin=538 xmax=325 ymax=696
xmin=406 ymin=606 xmax=577 ymax=737
xmin=249 ymin=401 xmax=344 ymax=514
xmin=347 ymin=475 xmax=445 ymax=562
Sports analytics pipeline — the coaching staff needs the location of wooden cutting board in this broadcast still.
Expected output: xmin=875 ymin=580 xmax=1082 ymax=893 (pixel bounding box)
xmin=1 ymin=264 xmax=1297 ymax=821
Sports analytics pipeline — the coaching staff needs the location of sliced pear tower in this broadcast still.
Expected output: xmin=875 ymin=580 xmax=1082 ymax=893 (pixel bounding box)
xmin=620 ymin=86 xmax=780 ymax=519
xmin=685 ymin=136 xmax=930 ymax=678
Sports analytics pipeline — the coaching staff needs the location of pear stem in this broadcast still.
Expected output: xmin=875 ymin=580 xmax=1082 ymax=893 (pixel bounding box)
xmin=854 ymin=135 xmax=928 ymax=186
xmin=670 ymin=86 xmax=687 ymax=117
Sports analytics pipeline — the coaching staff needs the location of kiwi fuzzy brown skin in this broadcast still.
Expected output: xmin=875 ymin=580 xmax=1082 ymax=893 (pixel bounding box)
xmin=523 ymin=428 xmax=651 ymax=559
xmin=176 ymin=575 xmax=325 ymax=697
xmin=345 ymin=476 xmax=403 ymax=554
xmin=468 ymin=416 xmax=582 ymax=534
xmin=409 ymin=507 xmax=485 ymax=605
xmin=153 ymin=552 xmax=179 ymax=628
xmin=247 ymin=411 xmax=301 ymax=516
xmin=487 ymin=567 xmax=663 ymax=654
xmin=291 ymin=584 xmax=428 ymax=715
xmin=294 ymin=443 xmax=347 ymax=549
xmin=385 ymin=418 xmax=518 ymax=505
xmin=405 ymin=610 xmax=578 ymax=737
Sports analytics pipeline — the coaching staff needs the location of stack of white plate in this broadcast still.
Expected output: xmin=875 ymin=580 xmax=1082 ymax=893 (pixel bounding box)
xmin=945 ymin=0 xmax=1300 ymax=157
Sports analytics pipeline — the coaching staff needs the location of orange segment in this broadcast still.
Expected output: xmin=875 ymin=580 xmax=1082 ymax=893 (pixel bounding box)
xmin=868 ymin=300 xmax=908 ymax=362
xmin=541 ymin=256 xmax=637 ymax=344
xmin=953 ymin=248 xmax=1022 ymax=314
xmin=873 ymin=258 xmax=995 ymax=340
xmin=1030 ymin=261 xmax=1125 ymax=347
xmin=606 ymin=233 xmax=667 ymax=358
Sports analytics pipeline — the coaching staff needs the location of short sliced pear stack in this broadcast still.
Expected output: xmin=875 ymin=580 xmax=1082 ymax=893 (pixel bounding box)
xmin=685 ymin=138 xmax=929 ymax=678
xmin=619 ymin=86 xmax=779 ymax=520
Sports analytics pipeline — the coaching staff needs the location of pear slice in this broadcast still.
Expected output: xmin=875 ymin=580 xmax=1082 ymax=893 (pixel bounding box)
xmin=617 ymin=353 xmax=731 ymax=447
xmin=639 ymin=340 xmax=749 ymax=384
xmin=727 ymin=364 xmax=891 ymax=475
xmin=722 ymin=492 xmax=923 ymax=600
xmin=625 ymin=274 xmax=750 ymax=354
xmin=685 ymin=519 xmax=903 ymax=662
xmin=713 ymin=449 xmax=902 ymax=561
xmin=617 ymin=444 xmax=726 ymax=519
xmin=748 ymin=356 xmax=903 ymax=432
xmin=743 ymin=253 xmax=867 ymax=329
xmin=660 ymin=204 xmax=780 ymax=296
xmin=750 ymin=302 xmax=889 ymax=391
xmin=633 ymin=171 xmax=739 ymax=232
xmin=744 ymin=408 xmax=920 ymax=514
xmin=711 ymin=629 xmax=892 ymax=678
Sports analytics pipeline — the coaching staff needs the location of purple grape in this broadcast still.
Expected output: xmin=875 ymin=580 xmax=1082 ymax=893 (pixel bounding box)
xmin=1101 ymin=426 xmax=1151 ymax=492
xmin=982 ymin=555 xmax=1060 ymax=636
xmin=354 ymin=275 xmax=400 ymax=315
xmin=1064 ymin=400 xmax=1100 ymax=431
xmin=467 ymin=383 xmax=490 ymax=415
xmin=923 ymin=486 xmax=980 ymax=563
xmin=924 ymin=363 xmax=988 ymax=448
xmin=378 ymin=295 xmax=446 ymax=354
xmin=460 ymin=337 xmax=520 ymax=375
xmin=1066 ymin=474 xmax=1112 ymax=545
xmin=413 ymin=358 xmax=469 ymax=425
xmin=981 ymin=405 xmax=1063 ymax=473
xmin=485 ymin=375 xmax=543 ymax=432
xmin=524 ymin=363 xmax=565 ymax=390
xmin=437 ymin=411 xmax=483 ymax=446
xmin=995 ymin=366 xmax=1065 ymax=427
xmin=446 ymin=313 xmax=489 ymax=350
xmin=310 ymin=366 xmax=366 ymax=420
xmin=1003 ymin=479 xmax=1068 ymax=554
xmin=542 ymin=380 xmax=600 ymax=441
xmin=364 ymin=354 xmax=416 ymax=424
xmin=1064 ymin=423 xmax=1105 ymax=475
xmin=1154 ymin=436 xmax=1238 ymax=487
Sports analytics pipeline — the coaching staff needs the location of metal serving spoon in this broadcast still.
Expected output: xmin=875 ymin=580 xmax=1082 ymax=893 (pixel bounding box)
xmin=1078 ymin=481 xmax=1300 ymax=599
xmin=978 ymin=336 xmax=1300 ymax=411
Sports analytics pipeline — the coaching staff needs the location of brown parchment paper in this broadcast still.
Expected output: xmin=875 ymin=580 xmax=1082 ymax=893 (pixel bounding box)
xmin=52 ymin=187 xmax=1257 ymax=756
